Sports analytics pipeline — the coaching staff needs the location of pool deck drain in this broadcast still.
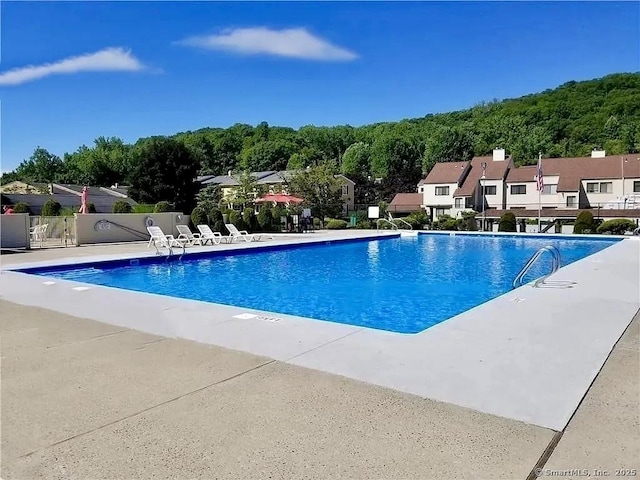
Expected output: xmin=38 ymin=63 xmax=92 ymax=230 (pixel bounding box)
xmin=1 ymin=231 xmax=638 ymax=433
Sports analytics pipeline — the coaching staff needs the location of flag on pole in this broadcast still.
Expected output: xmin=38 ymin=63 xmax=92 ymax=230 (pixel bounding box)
xmin=536 ymin=155 xmax=544 ymax=192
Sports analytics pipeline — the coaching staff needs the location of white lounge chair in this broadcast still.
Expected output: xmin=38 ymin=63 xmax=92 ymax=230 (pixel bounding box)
xmin=196 ymin=224 xmax=224 ymax=245
xmin=176 ymin=224 xmax=206 ymax=246
xmin=29 ymin=223 xmax=48 ymax=246
xmin=225 ymin=223 xmax=256 ymax=242
xmin=147 ymin=225 xmax=187 ymax=253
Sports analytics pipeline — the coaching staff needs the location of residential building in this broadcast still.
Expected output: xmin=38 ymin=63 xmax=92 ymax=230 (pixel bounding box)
xmin=197 ymin=170 xmax=356 ymax=214
xmin=420 ymin=149 xmax=512 ymax=220
xmin=505 ymin=150 xmax=640 ymax=211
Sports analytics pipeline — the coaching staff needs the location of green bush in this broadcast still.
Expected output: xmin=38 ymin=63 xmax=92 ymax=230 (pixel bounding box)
xmin=242 ymin=207 xmax=258 ymax=233
xmin=133 ymin=204 xmax=155 ymax=214
xmin=498 ymin=212 xmax=517 ymax=232
xmin=257 ymin=206 xmax=273 ymax=232
xmin=12 ymin=202 xmax=30 ymax=214
xmin=313 ymin=217 xmax=322 ymax=229
xmin=112 ymin=200 xmax=132 ymax=213
xmin=190 ymin=206 xmax=207 ymax=228
xmin=153 ymin=201 xmax=172 ymax=213
xmin=596 ymin=219 xmax=637 ymax=235
xmin=87 ymin=202 xmax=97 ymax=213
xmin=354 ymin=220 xmax=372 ymax=229
xmin=326 ymin=219 xmax=348 ymax=229
xmin=228 ymin=210 xmax=242 ymax=230
xmin=206 ymin=207 xmax=226 ymax=233
xmin=432 ymin=214 xmax=457 ymax=231
xmin=41 ymin=199 xmax=62 ymax=217
xmin=405 ymin=211 xmax=430 ymax=229
xmin=573 ymin=210 xmax=595 ymax=234
xmin=455 ymin=211 xmax=478 ymax=231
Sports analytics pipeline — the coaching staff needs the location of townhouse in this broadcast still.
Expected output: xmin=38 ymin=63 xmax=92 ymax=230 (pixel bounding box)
xmin=418 ymin=148 xmax=640 ymax=223
xmin=419 ymin=149 xmax=512 ymax=220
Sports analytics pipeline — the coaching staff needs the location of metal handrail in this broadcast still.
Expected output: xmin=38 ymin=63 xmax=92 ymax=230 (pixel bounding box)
xmin=376 ymin=218 xmax=398 ymax=231
xmin=513 ymin=245 xmax=561 ymax=289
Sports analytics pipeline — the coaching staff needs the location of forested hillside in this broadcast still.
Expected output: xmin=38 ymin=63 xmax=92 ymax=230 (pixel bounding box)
xmin=3 ymin=72 xmax=639 ymax=200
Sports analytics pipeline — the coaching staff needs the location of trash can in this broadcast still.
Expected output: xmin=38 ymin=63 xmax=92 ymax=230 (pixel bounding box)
xmin=350 ymin=215 xmax=357 ymax=227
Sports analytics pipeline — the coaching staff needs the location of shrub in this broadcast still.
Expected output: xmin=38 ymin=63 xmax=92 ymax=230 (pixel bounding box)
xmin=228 ymin=210 xmax=241 ymax=229
xmin=457 ymin=211 xmax=477 ymax=231
xmin=190 ymin=206 xmax=207 ymax=228
xmin=242 ymin=207 xmax=258 ymax=233
xmin=432 ymin=214 xmax=457 ymax=231
xmin=405 ymin=211 xmax=430 ymax=229
xmin=112 ymin=200 xmax=132 ymax=213
xmin=207 ymin=207 xmax=226 ymax=233
xmin=498 ymin=212 xmax=517 ymax=232
xmin=573 ymin=210 xmax=595 ymax=234
xmin=154 ymin=201 xmax=172 ymax=213
xmin=313 ymin=217 xmax=322 ymax=229
xmin=257 ymin=206 xmax=273 ymax=232
xmin=87 ymin=202 xmax=97 ymax=213
xmin=12 ymin=202 xmax=30 ymax=214
xmin=596 ymin=219 xmax=637 ymax=235
xmin=41 ymin=199 xmax=62 ymax=216
xmin=326 ymin=219 xmax=348 ymax=229
xmin=354 ymin=220 xmax=372 ymax=229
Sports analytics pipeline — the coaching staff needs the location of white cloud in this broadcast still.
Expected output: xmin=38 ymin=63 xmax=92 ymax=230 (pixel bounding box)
xmin=0 ymin=47 xmax=147 ymax=86
xmin=176 ymin=27 xmax=357 ymax=61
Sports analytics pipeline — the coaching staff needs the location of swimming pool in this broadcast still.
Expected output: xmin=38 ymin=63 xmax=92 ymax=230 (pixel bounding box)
xmin=19 ymin=234 xmax=620 ymax=333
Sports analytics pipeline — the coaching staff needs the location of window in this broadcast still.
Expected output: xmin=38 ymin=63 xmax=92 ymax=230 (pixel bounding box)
xmin=435 ymin=186 xmax=450 ymax=196
xmin=435 ymin=208 xmax=447 ymax=218
xmin=566 ymin=196 xmax=577 ymax=208
xmin=483 ymin=185 xmax=497 ymax=195
xmin=542 ymin=184 xmax=558 ymax=194
xmin=586 ymin=182 xmax=613 ymax=193
xmin=454 ymin=198 xmax=464 ymax=208
xmin=418 ymin=186 xmax=424 ymax=193
xmin=634 ymin=181 xmax=640 ymax=193
xmin=341 ymin=185 xmax=349 ymax=195
xmin=510 ymin=185 xmax=526 ymax=195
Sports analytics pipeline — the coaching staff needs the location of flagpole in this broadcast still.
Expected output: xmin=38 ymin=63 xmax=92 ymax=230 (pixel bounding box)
xmin=537 ymin=152 xmax=542 ymax=233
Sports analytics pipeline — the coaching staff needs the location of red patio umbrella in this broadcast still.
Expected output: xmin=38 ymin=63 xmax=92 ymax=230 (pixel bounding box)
xmin=255 ymin=194 xmax=304 ymax=204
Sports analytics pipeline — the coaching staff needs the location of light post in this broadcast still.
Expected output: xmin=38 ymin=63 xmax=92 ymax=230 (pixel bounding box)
xmin=481 ymin=162 xmax=487 ymax=232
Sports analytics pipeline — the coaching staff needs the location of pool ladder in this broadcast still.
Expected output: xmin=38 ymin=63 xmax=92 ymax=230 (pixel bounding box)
xmin=512 ymin=245 xmax=561 ymax=289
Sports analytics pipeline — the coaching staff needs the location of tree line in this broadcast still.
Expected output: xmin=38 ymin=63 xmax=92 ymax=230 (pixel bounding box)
xmin=3 ymin=72 xmax=639 ymax=210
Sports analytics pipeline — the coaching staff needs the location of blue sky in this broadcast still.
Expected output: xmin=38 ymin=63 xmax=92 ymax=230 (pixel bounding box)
xmin=1 ymin=1 xmax=638 ymax=171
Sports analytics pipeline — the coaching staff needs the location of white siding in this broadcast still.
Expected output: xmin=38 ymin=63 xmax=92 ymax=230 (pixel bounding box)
xmin=422 ymin=183 xmax=458 ymax=209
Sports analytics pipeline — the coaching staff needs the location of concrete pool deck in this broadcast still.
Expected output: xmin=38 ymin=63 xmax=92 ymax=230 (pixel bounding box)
xmin=1 ymin=230 xmax=637 ymax=433
xmin=2 ymin=301 xmax=638 ymax=479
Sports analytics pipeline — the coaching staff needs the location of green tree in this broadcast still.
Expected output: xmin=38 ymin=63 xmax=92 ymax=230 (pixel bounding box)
xmin=128 ymin=137 xmax=200 ymax=212
xmin=230 ymin=171 xmax=264 ymax=208
xmin=14 ymin=147 xmax=64 ymax=183
xmin=288 ymin=164 xmax=344 ymax=221
xmin=196 ymin=184 xmax=223 ymax=212
xmin=341 ymin=142 xmax=371 ymax=177
xmin=422 ymin=126 xmax=474 ymax=173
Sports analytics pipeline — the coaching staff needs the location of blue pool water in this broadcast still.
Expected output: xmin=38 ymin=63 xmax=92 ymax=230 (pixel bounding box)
xmin=21 ymin=234 xmax=620 ymax=334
